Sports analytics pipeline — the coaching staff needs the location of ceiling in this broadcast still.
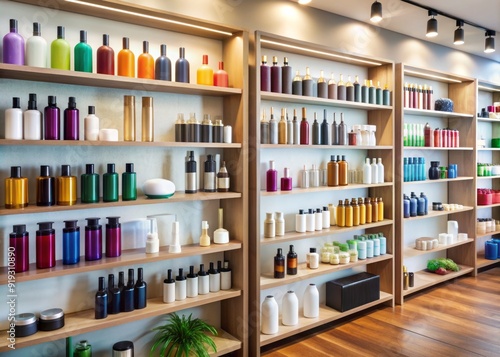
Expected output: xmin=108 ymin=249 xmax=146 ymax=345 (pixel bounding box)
xmin=295 ymin=0 xmax=500 ymax=63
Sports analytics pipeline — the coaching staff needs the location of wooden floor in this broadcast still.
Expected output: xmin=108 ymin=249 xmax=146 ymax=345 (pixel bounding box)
xmin=262 ymin=267 xmax=500 ymax=357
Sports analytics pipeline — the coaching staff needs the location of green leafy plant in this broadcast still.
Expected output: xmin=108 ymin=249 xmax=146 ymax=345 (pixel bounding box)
xmin=150 ymin=313 xmax=218 ymax=357
xmin=427 ymin=258 xmax=460 ymax=274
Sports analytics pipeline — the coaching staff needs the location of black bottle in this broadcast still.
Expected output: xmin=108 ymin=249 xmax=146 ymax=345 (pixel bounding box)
xmin=311 ymin=113 xmax=320 ymax=145
xmin=320 ymin=109 xmax=329 ymax=145
xmin=122 ymin=268 xmax=135 ymax=312
xmin=95 ymin=276 xmax=108 ymax=319
xmin=108 ymin=273 xmax=121 ymax=314
xmin=287 ymin=245 xmax=298 ymax=275
xmin=36 ymin=165 xmax=55 ymax=206
xmin=134 ymin=267 xmax=147 ymax=309
xmin=274 ymin=248 xmax=285 ymax=278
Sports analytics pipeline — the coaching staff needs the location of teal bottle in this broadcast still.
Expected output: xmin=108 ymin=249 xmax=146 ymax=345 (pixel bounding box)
xmin=51 ymin=26 xmax=70 ymax=70
xmin=121 ymin=163 xmax=137 ymax=201
xmin=103 ymin=163 xmax=119 ymax=202
xmin=81 ymin=164 xmax=99 ymax=203
xmin=74 ymin=30 xmax=93 ymax=73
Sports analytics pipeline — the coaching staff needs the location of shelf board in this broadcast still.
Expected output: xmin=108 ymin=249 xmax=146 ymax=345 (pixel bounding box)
xmin=259 ymin=292 xmax=393 ymax=346
xmin=476 ymin=229 xmax=500 ymax=238
xmin=0 ymin=191 xmax=242 ymax=216
xmin=0 ymin=290 xmax=241 ymax=352
xmin=477 ymin=117 xmax=500 ymax=123
xmin=403 ymin=108 xmax=473 ymax=119
xmin=0 ymin=242 xmax=241 ymax=284
xmin=402 ymin=265 xmax=474 ymax=297
xmin=261 ymin=92 xmax=392 ymax=110
xmin=477 ymin=148 xmax=500 ymax=151
xmin=403 ymin=146 xmax=473 ymax=151
xmin=260 ymin=144 xmax=392 ymax=150
xmin=0 ymin=139 xmax=242 ymax=149
xmin=0 ymin=63 xmax=242 ymax=96
xmin=261 ymin=182 xmax=393 ymax=196
xmin=476 ymin=254 xmax=500 ymax=269
xmin=260 ymin=219 xmax=393 ymax=245
xmin=476 ymin=175 xmax=500 ymax=180
xmin=260 ymin=254 xmax=393 ymax=289
xmin=477 ymin=202 xmax=500 ymax=209
xmin=404 ymin=238 xmax=474 ymax=258
xmin=403 ymin=176 xmax=474 ymax=185
xmin=403 ymin=206 xmax=473 ymax=221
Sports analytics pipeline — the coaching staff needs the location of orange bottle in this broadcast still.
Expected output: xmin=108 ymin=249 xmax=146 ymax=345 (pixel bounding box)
xmin=138 ymin=40 xmax=154 ymax=79
xmin=365 ymin=197 xmax=372 ymax=223
xmin=372 ymin=197 xmax=378 ymax=223
xmin=378 ymin=197 xmax=384 ymax=221
xmin=358 ymin=197 xmax=366 ymax=225
xmin=197 ymin=54 xmax=213 ymax=85
xmin=336 ymin=200 xmax=345 ymax=227
xmin=117 ymin=37 xmax=135 ymax=77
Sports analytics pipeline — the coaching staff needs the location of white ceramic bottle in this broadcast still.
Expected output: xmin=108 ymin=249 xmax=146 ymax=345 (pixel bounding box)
xmin=26 ymin=22 xmax=47 ymax=68
xmin=162 ymin=269 xmax=175 ymax=303
xmin=198 ymin=264 xmax=209 ymax=295
xmin=186 ymin=265 xmax=198 ymax=298
xmin=281 ymin=290 xmax=299 ymax=326
xmin=275 ymin=212 xmax=285 ymax=236
xmin=363 ymin=157 xmax=372 ymax=184
xmin=377 ymin=158 xmax=384 ymax=183
xmin=208 ymin=262 xmax=220 ymax=292
xmin=314 ymin=208 xmax=322 ymax=231
xmin=84 ymin=106 xmax=100 ymax=141
xmin=322 ymin=206 xmax=330 ymax=228
xmin=5 ymin=97 xmax=23 ymax=140
xmin=23 ymin=93 xmax=42 ymax=140
xmin=303 ymin=283 xmax=319 ymax=318
xmin=371 ymin=158 xmax=379 ymax=184
xmin=264 ymin=212 xmax=275 ymax=238
xmin=220 ymin=260 xmax=232 ymax=290
xmin=295 ymin=209 xmax=306 ymax=233
xmin=175 ymin=268 xmax=186 ymax=301
xmin=261 ymin=295 xmax=279 ymax=334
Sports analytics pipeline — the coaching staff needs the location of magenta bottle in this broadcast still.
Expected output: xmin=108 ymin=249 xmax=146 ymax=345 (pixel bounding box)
xmin=64 ymin=97 xmax=79 ymax=140
xmin=270 ymin=56 xmax=282 ymax=93
xmin=36 ymin=222 xmax=56 ymax=269
xmin=97 ymin=34 xmax=115 ymax=75
xmin=85 ymin=217 xmax=102 ymax=261
xmin=281 ymin=167 xmax=292 ymax=191
xmin=9 ymin=224 xmax=29 ymax=273
xmin=44 ymin=96 xmax=61 ymax=140
xmin=106 ymin=216 xmax=121 ymax=258
xmin=260 ymin=55 xmax=270 ymax=92
xmin=3 ymin=19 xmax=25 ymax=65
xmin=266 ymin=160 xmax=278 ymax=192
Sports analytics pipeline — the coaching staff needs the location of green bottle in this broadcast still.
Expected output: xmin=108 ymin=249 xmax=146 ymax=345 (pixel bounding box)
xmin=103 ymin=163 xmax=119 ymax=202
xmin=51 ymin=26 xmax=70 ymax=70
xmin=74 ymin=30 xmax=92 ymax=73
xmin=81 ymin=164 xmax=99 ymax=203
xmin=122 ymin=163 xmax=137 ymax=201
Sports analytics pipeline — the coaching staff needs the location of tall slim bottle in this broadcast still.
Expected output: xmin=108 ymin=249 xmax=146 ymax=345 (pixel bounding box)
xmin=63 ymin=97 xmax=79 ymax=140
xmin=3 ymin=19 xmax=24 ymax=65
xmin=204 ymin=155 xmax=216 ymax=192
xmin=311 ymin=112 xmax=320 ymax=145
xmin=138 ymin=41 xmax=154 ymax=79
xmin=292 ymin=109 xmax=300 ymax=145
xmin=24 ymin=93 xmax=42 ymax=140
xmin=282 ymin=57 xmax=292 ymax=94
xmin=213 ymin=61 xmax=228 ymax=87
xmin=5 ymin=166 xmax=28 ymax=209
xmin=353 ymin=75 xmax=361 ymax=102
xmin=270 ymin=56 xmax=282 ymax=93
xmin=122 ymin=269 xmax=135 ymax=312
xmin=339 ymin=113 xmax=347 ymax=145
xmin=74 ymin=30 xmax=92 ymax=73
xmin=5 ymin=97 xmax=23 ymax=140
xmin=62 ymin=220 xmax=80 ymax=265
xmin=327 ymin=155 xmax=338 ymax=187
xmin=155 ymin=44 xmax=171 ymax=80
xmin=268 ymin=107 xmax=278 ymax=144
xmin=122 ymin=163 xmax=137 ymax=201
xmin=321 ymin=109 xmax=329 ymax=145
xmin=317 ymin=70 xmax=327 ymax=98
xmin=339 ymin=155 xmax=348 ymax=186
xmin=117 ymin=37 xmax=135 ymax=77
xmin=175 ymin=47 xmax=190 ymax=83
xmin=134 ymin=267 xmax=147 ymax=309
xmin=185 ymin=151 xmax=197 ymax=193
xmin=103 ymin=163 xmax=119 ymax=202
xmin=337 ymin=74 xmax=346 ymax=100
xmin=51 ymin=26 xmax=70 ymax=70
xmin=97 ymin=34 xmax=114 ymax=75
xmin=141 ymin=96 xmax=154 ymax=142
xmin=260 ymin=55 xmax=270 ymax=91
xmin=10 ymin=225 xmax=29 ymax=272
xmin=300 ymin=107 xmax=309 ymax=145
xmin=44 ymin=96 xmax=60 ymax=140
xmin=36 ymin=165 xmax=55 ymax=206
xmin=57 ymin=165 xmax=77 ymax=206
xmin=278 ymin=108 xmax=287 ymax=144
xmin=302 ymin=67 xmax=313 ymax=96
xmin=328 ymin=73 xmax=337 ymax=99
xmin=123 ymin=95 xmax=136 ymax=141
xmin=331 ymin=113 xmax=339 ymax=145
xmin=346 ymin=76 xmax=354 ymax=101
xmin=26 ymin=22 xmax=47 ymax=67
xmin=95 ymin=277 xmax=108 ymax=319
xmin=84 ymin=106 xmax=99 ymax=141
xmin=36 ymin=222 xmax=56 ymax=269
xmin=108 ymin=274 xmax=121 ymax=314
xmin=197 ymin=54 xmax=213 ymax=85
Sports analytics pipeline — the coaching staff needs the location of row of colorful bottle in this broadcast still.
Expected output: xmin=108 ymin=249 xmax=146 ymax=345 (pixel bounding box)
xmin=2 ymin=20 xmax=228 ymax=86
xmin=403 ymin=192 xmax=428 ymax=218
xmin=260 ymin=56 xmax=391 ymax=105
xmin=428 ymin=162 xmax=458 ymax=180
xmin=403 ymin=123 xmax=460 ymax=147
xmin=174 ymin=114 xmax=231 ymax=143
xmin=403 ymin=83 xmax=434 ymax=110
xmin=477 ymin=163 xmax=500 ymax=177
xmin=184 ymin=151 xmax=230 ymax=193
xmin=478 ymin=102 xmax=500 ymax=119
xmin=403 ymin=157 xmax=426 ymax=182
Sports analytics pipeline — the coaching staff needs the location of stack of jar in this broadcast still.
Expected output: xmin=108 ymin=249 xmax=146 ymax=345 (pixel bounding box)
xmin=319 ymin=233 xmax=387 ymax=265
xmin=477 ymin=188 xmax=500 ymax=205
xmin=403 ymin=192 xmax=428 ymax=218
xmin=403 ymin=122 xmax=459 ymax=147
xmin=477 ymin=218 xmax=500 ymax=234
xmin=477 ymin=163 xmax=500 ymax=176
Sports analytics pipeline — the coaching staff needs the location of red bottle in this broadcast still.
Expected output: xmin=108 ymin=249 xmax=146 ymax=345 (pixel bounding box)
xmin=424 ymin=122 xmax=432 ymax=147
xmin=97 ymin=34 xmax=114 ymax=75
xmin=213 ymin=61 xmax=228 ymax=87
xmin=300 ymin=107 xmax=309 ymax=145
xmin=9 ymin=224 xmax=29 ymax=273
xmin=36 ymin=222 xmax=56 ymax=269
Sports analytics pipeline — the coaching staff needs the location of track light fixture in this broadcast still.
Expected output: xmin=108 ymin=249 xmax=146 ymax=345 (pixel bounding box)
xmin=485 ymin=30 xmax=496 ymax=53
xmin=370 ymin=1 xmax=382 ymax=23
xmin=453 ymin=20 xmax=464 ymax=45
xmin=426 ymin=10 xmax=438 ymax=38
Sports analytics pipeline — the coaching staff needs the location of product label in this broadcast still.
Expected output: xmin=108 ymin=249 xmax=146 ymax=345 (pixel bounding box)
xmin=218 ymin=177 xmax=229 ymax=189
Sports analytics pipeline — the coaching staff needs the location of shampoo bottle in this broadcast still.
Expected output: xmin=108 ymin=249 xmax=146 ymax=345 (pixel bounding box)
xmin=36 ymin=165 xmax=55 ymax=206
xmin=36 ymin=221 xmax=56 ymax=269
xmin=134 ymin=267 xmax=147 ymax=309
xmin=122 ymin=268 xmax=135 ymax=312
xmin=26 ymin=22 xmax=47 ymax=67
xmin=5 ymin=166 xmax=28 ymax=209
xmin=197 ymin=54 xmax=213 ymax=85
xmin=105 ymin=216 xmax=121 ymax=258
xmin=108 ymin=274 xmax=121 ymax=314
xmin=3 ymin=19 xmax=25 ymax=65
xmin=81 ymin=164 xmax=99 ymax=203
xmin=97 ymin=34 xmax=114 ymax=75
xmin=117 ymin=37 xmax=135 ymax=77
xmin=175 ymin=268 xmax=187 ymax=301
xmin=74 ymin=30 xmax=92 ymax=73
xmin=51 ymin=26 xmax=70 ymax=70
xmin=85 ymin=217 xmax=102 ymax=261
xmin=84 ymin=106 xmax=99 ymax=141
xmin=185 ymin=151 xmax=197 ymax=193
xmin=186 ymin=265 xmax=199 ymax=297
xmin=122 ymin=163 xmax=137 ymax=201
xmin=23 ymin=93 xmax=42 ymax=140
xmin=95 ymin=277 xmax=108 ymax=319
xmin=9 ymin=225 xmax=29 ymax=273
xmin=62 ymin=220 xmax=80 ymax=265
xmin=44 ymin=96 xmax=60 ymax=140
xmin=155 ymin=44 xmax=171 ymax=80
xmin=208 ymin=262 xmax=220 ymax=292
xmin=103 ymin=163 xmax=119 ymax=202
xmin=138 ymin=40 xmax=154 ymax=79
xmin=163 ymin=269 xmax=175 ymax=303
xmin=56 ymin=165 xmax=77 ymax=206
xmin=220 ymin=261 xmax=232 ymax=290
xmin=5 ymin=97 xmax=23 ymax=140
xmin=198 ymin=264 xmax=209 ymax=295
xmin=63 ymin=97 xmax=79 ymax=140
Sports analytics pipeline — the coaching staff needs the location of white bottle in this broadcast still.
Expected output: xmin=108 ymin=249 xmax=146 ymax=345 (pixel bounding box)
xmin=328 ymin=203 xmax=336 ymax=226
xmin=198 ymin=264 xmax=210 ymax=295
xmin=371 ymin=158 xmax=379 ymax=184
xmin=305 ymin=209 xmax=315 ymax=232
xmin=314 ymin=208 xmax=322 ymax=231
xmin=264 ymin=212 xmax=275 ymax=238
xmin=300 ymin=164 xmax=310 ymax=188
xmin=307 ymin=247 xmax=319 ymax=269
xmin=223 ymin=125 xmax=232 ymax=143
xmin=377 ymin=158 xmax=384 ymax=183
xmin=310 ymin=164 xmax=320 ymax=187
xmin=208 ymin=261 xmax=220 ymax=292
xmin=220 ymin=260 xmax=232 ymax=290
xmin=175 ymin=268 xmax=187 ymax=301
xmin=145 ymin=217 xmax=159 ymax=254
xmin=303 ymin=283 xmax=319 ymax=318
xmin=275 ymin=211 xmax=285 ymax=236
xmin=322 ymin=206 xmax=330 ymax=228
xmin=295 ymin=209 xmax=306 ymax=233
xmin=281 ymin=291 xmax=299 ymax=326
xmin=214 ymin=208 xmax=229 ymax=243
xmin=26 ymin=22 xmax=47 ymax=68
xmin=261 ymin=295 xmax=279 ymax=334
xmin=84 ymin=106 xmax=100 ymax=141
xmin=24 ymin=93 xmax=42 ymax=140
xmin=169 ymin=221 xmax=181 ymax=253
xmin=186 ymin=265 xmax=198 ymax=298
xmin=163 ymin=269 xmax=176 ymax=303
xmin=363 ymin=157 xmax=372 ymax=184
xmin=369 ymin=125 xmax=377 ymax=146
xmin=5 ymin=97 xmax=23 ymax=140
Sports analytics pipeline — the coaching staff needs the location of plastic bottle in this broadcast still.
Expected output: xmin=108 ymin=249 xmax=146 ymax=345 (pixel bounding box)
xmin=103 ymin=163 xmax=119 ymax=202
xmin=371 ymin=158 xmax=379 ymax=184
xmin=36 ymin=165 xmax=55 ymax=206
xmin=260 ymin=55 xmax=270 ymax=91
xmin=208 ymin=262 xmax=220 ymax=292
xmin=97 ymin=34 xmax=114 ymax=75
xmin=36 ymin=222 xmax=56 ymax=268
xmin=336 ymin=200 xmax=345 ymax=227
xmin=327 ymin=155 xmax=339 ymax=187
xmin=338 ymin=113 xmax=347 ymax=145
xmin=9 ymin=225 xmax=29 ymax=272
xmin=24 ymin=93 xmax=42 ymax=140
xmin=282 ymin=57 xmax=293 ymax=94
xmin=74 ymin=30 xmax=92 ymax=72
xmin=338 ymin=155 xmax=348 ymax=186
xmin=3 ymin=19 xmax=25 ymax=65
xmin=306 ymin=209 xmax=315 ymax=232
xmin=270 ymin=56 xmax=282 ymax=93
xmin=63 ymin=97 xmax=79 ymax=140
xmin=51 ymin=26 xmax=70 ymax=70
xmin=26 ymin=22 xmax=47 ymax=67
xmin=5 ymin=166 xmax=28 ymax=209
xmin=344 ymin=199 xmax=353 ymax=227
xmin=5 ymin=97 xmax=23 ymax=140
xmin=214 ymin=61 xmax=228 ymax=87
xmin=363 ymin=158 xmax=372 ymax=184
xmin=138 ymin=41 xmax=154 ymax=79
xmin=117 ymin=37 xmax=135 ymax=77
xmin=57 ymin=165 xmax=77 ymax=205
xmin=269 ymin=107 xmax=278 ymax=144
xmin=122 ymin=163 xmax=137 ymax=201
xmin=377 ymin=158 xmax=384 ymax=183
xmin=84 ymin=106 xmax=99 ymax=141
xmin=266 ymin=160 xmax=278 ymax=192
xmin=155 ymin=44 xmax=171 ymax=80
xmin=196 ymin=54 xmax=214 ymax=85
xmin=311 ymin=112 xmax=320 ymax=145
xmin=175 ymin=47 xmax=190 ymax=83
xmin=300 ymin=107 xmax=309 ymax=145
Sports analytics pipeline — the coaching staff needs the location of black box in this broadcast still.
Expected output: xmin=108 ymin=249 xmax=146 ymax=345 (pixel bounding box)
xmin=326 ymin=272 xmax=380 ymax=312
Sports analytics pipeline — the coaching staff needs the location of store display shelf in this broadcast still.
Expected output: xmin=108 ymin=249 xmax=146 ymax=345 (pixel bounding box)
xmin=477 ymin=202 xmax=500 ymax=209
xmin=0 ymin=192 xmax=242 ymax=216
xmin=476 ymin=254 xmax=500 ymax=269
xmin=403 ymin=146 xmax=473 ymax=151
xmin=260 ymin=144 xmax=392 ymax=150
xmin=0 ymin=290 xmax=241 ymax=352
xmin=0 ymin=63 xmax=242 ymax=96
xmin=404 ymin=238 xmax=474 ymax=258
xmin=477 ymin=117 xmax=500 ymax=123
xmin=260 ymin=254 xmax=392 ymax=289
xmin=403 ymin=108 xmax=473 ymax=119
xmin=0 ymin=242 xmax=241 ymax=284
xmin=260 ymin=219 xmax=393 ymax=245
xmin=403 ymin=176 xmax=473 ymax=185
xmin=0 ymin=139 xmax=242 ymax=149
xmin=402 ymin=265 xmax=474 ymax=297
xmin=261 ymin=182 xmax=392 ymax=196
xmin=403 ymin=206 xmax=473 ymax=221
xmin=259 ymin=292 xmax=393 ymax=347
xmin=476 ymin=229 xmax=500 ymax=238
xmin=476 ymin=175 xmax=500 ymax=180
xmin=477 ymin=148 xmax=500 ymax=151
xmin=261 ymin=92 xmax=392 ymax=111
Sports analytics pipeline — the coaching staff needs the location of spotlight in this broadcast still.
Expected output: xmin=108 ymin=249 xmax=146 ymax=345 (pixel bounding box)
xmin=453 ymin=20 xmax=464 ymax=45
xmin=426 ymin=10 xmax=438 ymax=38
xmin=485 ymin=30 xmax=496 ymax=53
xmin=370 ymin=1 xmax=382 ymax=23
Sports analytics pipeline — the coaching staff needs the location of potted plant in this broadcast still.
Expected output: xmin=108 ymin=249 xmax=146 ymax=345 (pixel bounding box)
xmin=150 ymin=312 xmax=218 ymax=356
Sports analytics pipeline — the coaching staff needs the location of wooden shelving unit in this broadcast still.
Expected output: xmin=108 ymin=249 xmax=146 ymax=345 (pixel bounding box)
xmin=402 ymin=265 xmax=474 ymax=296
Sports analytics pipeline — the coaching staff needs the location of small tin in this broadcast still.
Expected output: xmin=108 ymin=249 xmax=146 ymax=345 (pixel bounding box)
xmin=113 ymin=340 xmax=134 ymax=356
xmin=74 ymin=340 xmax=92 ymax=357
xmin=14 ymin=313 xmax=37 ymax=337
xmin=38 ymin=308 xmax=65 ymax=331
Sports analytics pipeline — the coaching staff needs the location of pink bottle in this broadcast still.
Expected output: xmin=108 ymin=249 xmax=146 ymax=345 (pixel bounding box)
xmin=266 ymin=160 xmax=278 ymax=192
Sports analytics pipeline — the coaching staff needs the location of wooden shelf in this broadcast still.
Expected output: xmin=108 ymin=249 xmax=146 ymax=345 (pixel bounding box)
xmin=259 ymin=292 xmax=393 ymax=347
xmin=403 ymin=108 xmax=473 ymax=119
xmin=0 ymin=63 xmax=242 ymax=96
xmin=403 ymin=146 xmax=474 ymax=151
xmin=404 ymin=239 xmax=474 ymax=258
xmin=403 ymin=206 xmax=474 ymax=221
xmin=261 ymin=219 xmax=393 ymax=245
xmin=477 ymin=147 xmax=500 ymax=151
xmin=476 ymin=229 xmax=500 ymax=238
xmin=476 ymin=175 xmax=500 ymax=180
xmin=477 ymin=117 xmax=500 ymax=123
xmin=476 ymin=254 xmax=500 ymax=269
xmin=0 ymin=242 xmax=241 ymax=284
xmin=261 ymin=92 xmax=392 ymax=111
xmin=0 ymin=191 xmax=242 ymax=216
xmin=403 ymin=177 xmax=474 ymax=185
xmin=0 ymin=290 xmax=241 ymax=352
xmin=260 ymin=254 xmax=393 ymax=289
xmin=260 ymin=144 xmax=392 ymax=150
xmin=261 ymin=182 xmax=393 ymax=196
xmin=0 ymin=139 xmax=242 ymax=149
xmin=402 ymin=265 xmax=474 ymax=297
xmin=477 ymin=202 xmax=500 ymax=209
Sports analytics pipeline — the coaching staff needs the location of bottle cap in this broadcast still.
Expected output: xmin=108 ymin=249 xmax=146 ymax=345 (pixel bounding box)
xmin=316 ymin=208 xmax=321 ymax=213
xmin=107 ymin=163 xmax=115 ymax=173
xmin=283 ymin=57 xmax=288 ymax=65
xmin=187 ymin=265 xmax=197 ymax=278
xmin=298 ymin=209 xmax=304 ymax=214
xmin=164 ymin=269 xmax=175 ymax=283
xmin=289 ymin=244 xmax=294 ymax=251
xmin=10 ymin=166 xmax=21 ymax=178
xmin=125 ymin=163 xmax=134 ymax=173
xmin=205 ymin=155 xmax=216 ymax=172
xmin=37 ymin=222 xmax=54 ymax=231
xmin=218 ymin=61 xmax=224 ymax=70
xmin=47 ymin=95 xmax=57 ymax=106
xmin=10 ymin=19 xmax=17 ymax=31
xmin=102 ymin=34 xmax=109 ymax=46
xmin=179 ymin=47 xmax=185 ymax=57
xmin=57 ymin=25 xmax=64 ymax=39
xmin=85 ymin=217 xmax=101 ymax=227
xmin=12 ymin=224 xmax=26 ymax=235
xmin=223 ymin=260 xmax=229 ymax=269
xmin=308 ymin=208 xmax=313 ymax=214
xmin=64 ymin=220 xmax=78 ymax=229
xmin=61 ymin=164 xmax=71 ymax=176
xmin=68 ymin=97 xmax=76 ymax=109
xmin=269 ymin=160 xmax=275 ymax=170
xmin=323 ymin=206 xmax=328 ymax=211
xmin=80 ymin=30 xmax=87 ymax=43
xmin=122 ymin=37 xmax=129 ymax=49
xmin=106 ymin=216 xmax=121 ymax=227
xmin=143 ymin=40 xmax=149 ymax=53
xmin=202 ymin=54 xmax=208 ymax=64
xmin=158 ymin=44 xmax=166 ymax=56
xmin=32 ymin=22 xmax=41 ymax=36
xmin=28 ymin=93 xmax=37 ymax=110
xmin=310 ymin=247 xmax=316 ymax=253
xmin=40 ymin=165 xmax=50 ymax=177
xmin=176 ymin=268 xmax=185 ymax=281
xmin=198 ymin=264 xmax=207 ymax=276
xmin=84 ymin=164 xmax=94 ymax=174
xmin=142 ymin=96 xmax=153 ymax=107
xmin=88 ymin=106 xmax=95 ymax=115
xmin=217 ymin=260 xmax=222 ymax=270
xmin=277 ymin=248 xmax=282 ymax=255
xmin=201 ymin=221 xmax=209 ymax=230
xmin=12 ymin=97 xmax=20 ymax=109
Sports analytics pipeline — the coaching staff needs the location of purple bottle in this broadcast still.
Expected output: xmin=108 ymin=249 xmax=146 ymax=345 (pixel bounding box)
xmin=9 ymin=224 xmax=29 ymax=273
xmin=85 ymin=217 xmax=102 ymax=261
xmin=44 ymin=96 xmax=60 ymax=140
xmin=266 ymin=160 xmax=278 ymax=192
xmin=3 ymin=19 xmax=25 ymax=65
xmin=64 ymin=96 xmax=79 ymax=140
xmin=260 ymin=55 xmax=270 ymax=92
xmin=106 ymin=216 xmax=121 ymax=258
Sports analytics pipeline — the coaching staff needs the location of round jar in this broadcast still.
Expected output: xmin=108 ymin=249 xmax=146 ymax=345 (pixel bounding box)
xmin=38 ymin=308 xmax=64 ymax=331
xmin=429 ymin=161 xmax=440 ymax=180
xmin=14 ymin=313 xmax=37 ymax=337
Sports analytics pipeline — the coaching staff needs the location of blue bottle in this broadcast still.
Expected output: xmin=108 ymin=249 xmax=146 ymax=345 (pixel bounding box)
xmin=413 ymin=157 xmax=419 ymax=181
xmin=63 ymin=220 xmax=80 ymax=264
xmin=155 ymin=44 xmax=171 ymax=81
xmin=403 ymin=195 xmax=410 ymax=218
xmin=408 ymin=158 xmax=413 ymax=182
xmin=403 ymin=157 xmax=409 ymax=182
xmin=409 ymin=193 xmax=417 ymax=217
xmin=175 ymin=47 xmax=189 ymax=83
xmin=448 ymin=164 xmax=456 ymax=179
xmin=420 ymin=192 xmax=428 ymax=215
xmin=420 ymin=157 xmax=426 ymax=181
xmin=417 ymin=195 xmax=425 ymax=216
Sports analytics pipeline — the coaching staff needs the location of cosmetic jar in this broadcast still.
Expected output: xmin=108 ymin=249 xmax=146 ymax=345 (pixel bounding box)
xmin=14 ymin=313 xmax=37 ymax=337
xmin=38 ymin=308 xmax=64 ymax=331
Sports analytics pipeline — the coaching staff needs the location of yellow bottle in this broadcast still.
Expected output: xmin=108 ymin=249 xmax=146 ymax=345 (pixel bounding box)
xmin=344 ymin=199 xmax=353 ymax=227
xmin=372 ymin=197 xmax=378 ymax=223
xmin=5 ymin=166 xmax=28 ymax=209
xmin=358 ymin=197 xmax=366 ymax=225
xmin=278 ymin=108 xmax=287 ymax=144
xmin=199 ymin=220 xmax=211 ymax=246
xmin=197 ymin=54 xmax=214 ymax=86
xmin=365 ymin=197 xmax=372 ymax=224
xmin=378 ymin=197 xmax=384 ymax=221
xmin=57 ymin=165 xmax=77 ymax=206
xmin=336 ymin=200 xmax=345 ymax=227
xmin=351 ymin=198 xmax=359 ymax=226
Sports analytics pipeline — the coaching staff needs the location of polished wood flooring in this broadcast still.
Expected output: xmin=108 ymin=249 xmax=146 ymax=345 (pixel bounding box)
xmin=262 ymin=267 xmax=500 ymax=357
